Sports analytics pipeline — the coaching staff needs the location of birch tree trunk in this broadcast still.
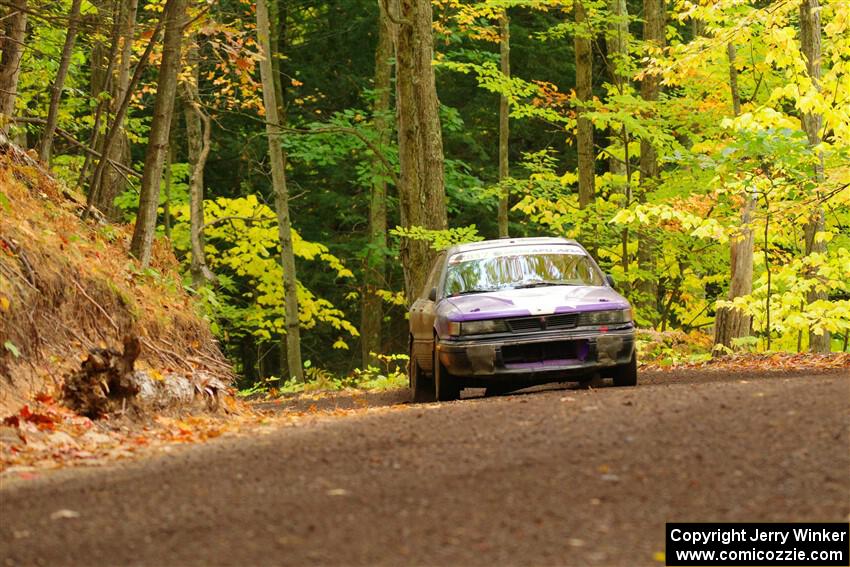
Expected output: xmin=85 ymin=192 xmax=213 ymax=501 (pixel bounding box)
xmin=38 ymin=0 xmax=83 ymax=163
xmin=361 ymin=0 xmax=394 ymax=367
xmin=256 ymin=0 xmax=303 ymax=381
xmin=0 ymin=0 xmax=27 ymax=135
xmin=497 ymin=10 xmax=510 ymax=237
xmin=395 ymin=0 xmax=448 ymax=302
xmin=130 ymin=0 xmax=186 ymax=265
xmin=799 ymin=0 xmax=830 ymax=352
xmin=713 ymin=41 xmax=755 ymax=354
xmin=574 ymin=0 xmax=594 ymax=209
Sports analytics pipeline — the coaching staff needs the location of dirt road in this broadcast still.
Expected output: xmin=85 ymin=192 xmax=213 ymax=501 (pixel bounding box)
xmin=1 ymin=369 xmax=848 ymax=566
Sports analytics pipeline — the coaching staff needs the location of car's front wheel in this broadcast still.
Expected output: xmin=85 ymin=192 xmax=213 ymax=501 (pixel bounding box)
xmin=434 ymin=349 xmax=461 ymax=402
xmin=409 ymin=355 xmax=436 ymax=403
xmin=611 ymin=352 xmax=638 ymax=387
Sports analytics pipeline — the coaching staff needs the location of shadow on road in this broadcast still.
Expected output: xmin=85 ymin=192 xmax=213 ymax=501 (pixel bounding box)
xmin=255 ymin=366 xmax=847 ymax=414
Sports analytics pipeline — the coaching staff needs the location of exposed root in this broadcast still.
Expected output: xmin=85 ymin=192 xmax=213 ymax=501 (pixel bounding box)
xmin=62 ymin=336 xmax=141 ymax=418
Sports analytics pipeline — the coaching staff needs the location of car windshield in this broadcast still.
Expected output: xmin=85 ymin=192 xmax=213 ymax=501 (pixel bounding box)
xmin=443 ymin=244 xmax=604 ymax=296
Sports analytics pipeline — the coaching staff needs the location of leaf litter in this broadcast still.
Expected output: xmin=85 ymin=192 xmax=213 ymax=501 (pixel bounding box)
xmin=642 ymin=352 xmax=850 ymax=372
xmin=0 ymin=390 xmax=410 ymax=480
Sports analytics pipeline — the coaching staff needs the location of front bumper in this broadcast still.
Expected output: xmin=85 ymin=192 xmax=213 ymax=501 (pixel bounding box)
xmin=436 ymin=325 xmax=635 ymax=383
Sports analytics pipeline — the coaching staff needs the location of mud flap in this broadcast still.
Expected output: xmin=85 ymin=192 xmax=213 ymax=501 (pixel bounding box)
xmin=596 ymin=335 xmax=624 ymax=366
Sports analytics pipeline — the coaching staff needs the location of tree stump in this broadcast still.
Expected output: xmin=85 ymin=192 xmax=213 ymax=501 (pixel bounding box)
xmin=62 ymin=336 xmax=141 ymax=418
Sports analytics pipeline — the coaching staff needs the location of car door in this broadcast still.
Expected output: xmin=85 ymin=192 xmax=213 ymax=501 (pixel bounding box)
xmin=409 ymin=254 xmax=445 ymax=373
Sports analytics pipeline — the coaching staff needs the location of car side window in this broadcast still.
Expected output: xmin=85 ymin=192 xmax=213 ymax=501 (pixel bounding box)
xmin=421 ymin=254 xmax=445 ymax=300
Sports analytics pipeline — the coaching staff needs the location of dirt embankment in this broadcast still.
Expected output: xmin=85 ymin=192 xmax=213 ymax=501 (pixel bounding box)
xmin=0 ymin=140 xmax=233 ymax=417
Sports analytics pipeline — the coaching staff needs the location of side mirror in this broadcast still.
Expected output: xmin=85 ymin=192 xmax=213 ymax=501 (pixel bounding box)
xmin=605 ymin=274 xmax=616 ymax=288
xmin=428 ymin=287 xmax=437 ymax=301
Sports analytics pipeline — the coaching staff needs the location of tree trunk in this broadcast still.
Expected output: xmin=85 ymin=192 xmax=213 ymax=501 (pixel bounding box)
xmin=636 ymin=0 xmax=665 ymax=324
xmin=182 ymin=38 xmax=215 ymax=287
xmin=89 ymin=0 xmax=112 ymax=100
xmin=269 ymin=0 xmax=287 ymax=121
xmin=38 ymin=0 xmax=83 ymax=163
xmin=639 ymin=0 xmax=665 ymax=184
xmin=714 ymin=200 xmax=754 ymax=352
xmin=361 ymin=0 xmax=394 ymax=367
xmin=87 ymin=0 xmax=148 ymax=219
xmin=77 ymin=0 xmax=122 ymax=191
xmin=574 ymin=0 xmax=594 ymax=209
xmin=395 ymin=0 xmax=448 ymax=303
xmin=713 ymin=41 xmax=754 ymax=354
xmin=163 ymin=141 xmax=172 ymax=239
xmin=726 ymin=42 xmax=742 ymax=116
xmin=0 ymin=0 xmax=27 ymax=135
xmin=799 ymin=0 xmax=830 ymax=353
xmin=93 ymin=0 xmax=138 ymax=219
xmin=268 ymin=0 xmax=292 ymax=380
xmin=606 ymin=0 xmax=628 ymax=197
xmin=129 ymin=0 xmax=186 ymax=265
xmin=256 ymin=0 xmax=303 ymax=381
xmin=497 ymin=10 xmax=510 ymax=237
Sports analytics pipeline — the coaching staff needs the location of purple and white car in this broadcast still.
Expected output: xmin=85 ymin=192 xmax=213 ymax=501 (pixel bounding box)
xmin=408 ymin=237 xmax=637 ymax=402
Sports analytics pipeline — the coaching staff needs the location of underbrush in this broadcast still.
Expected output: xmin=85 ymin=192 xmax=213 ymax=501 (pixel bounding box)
xmin=238 ymin=353 xmax=408 ymax=398
xmin=636 ymin=329 xmax=714 ymax=367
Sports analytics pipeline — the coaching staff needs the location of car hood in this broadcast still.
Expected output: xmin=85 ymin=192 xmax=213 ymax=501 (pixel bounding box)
xmin=439 ymin=285 xmax=629 ymax=322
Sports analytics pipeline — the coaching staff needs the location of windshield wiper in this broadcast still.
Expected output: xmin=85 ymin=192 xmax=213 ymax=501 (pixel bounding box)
xmin=456 ymin=288 xmax=499 ymax=296
xmin=511 ymin=280 xmax=579 ymax=289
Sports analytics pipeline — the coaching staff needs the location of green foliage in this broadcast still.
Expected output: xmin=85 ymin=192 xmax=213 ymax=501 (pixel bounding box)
xmin=350 ymin=353 xmax=410 ymax=390
xmin=498 ymin=0 xmax=850 ymax=349
xmin=171 ymin=195 xmax=359 ymax=348
xmin=636 ymin=330 xmax=714 ymax=367
xmin=3 ymin=340 xmax=21 ymax=358
xmin=114 ymin=163 xmax=191 ymax=219
xmin=390 ymin=225 xmax=484 ymax=251
xmin=237 ymin=353 xmax=409 ymax=396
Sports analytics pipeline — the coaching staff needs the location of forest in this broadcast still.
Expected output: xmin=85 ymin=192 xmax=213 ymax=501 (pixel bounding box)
xmin=1 ymin=0 xmax=848 ymax=390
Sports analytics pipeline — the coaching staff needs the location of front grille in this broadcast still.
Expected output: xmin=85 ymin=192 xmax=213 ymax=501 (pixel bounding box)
xmin=547 ymin=313 xmax=578 ymax=329
xmin=506 ymin=313 xmax=578 ymax=333
xmin=507 ymin=317 xmax=543 ymax=332
xmin=501 ymin=340 xmax=585 ymax=364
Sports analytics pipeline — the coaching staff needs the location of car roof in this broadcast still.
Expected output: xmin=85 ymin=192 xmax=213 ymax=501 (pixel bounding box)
xmin=445 ymin=236 xmax=581 ymax=256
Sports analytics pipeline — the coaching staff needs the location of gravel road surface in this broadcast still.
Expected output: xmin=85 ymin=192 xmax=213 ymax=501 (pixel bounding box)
xmin=1 ymin=369 xmax=848 ymax=566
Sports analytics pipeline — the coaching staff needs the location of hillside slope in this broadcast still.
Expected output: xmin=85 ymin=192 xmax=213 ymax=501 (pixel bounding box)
xmin=0 ymin=142 xmax=232 ymax=415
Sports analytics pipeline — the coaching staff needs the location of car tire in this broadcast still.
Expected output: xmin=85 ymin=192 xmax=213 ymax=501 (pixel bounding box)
xmin=434 ymin=350 xmax=461 ymax=402
xmin=409 ymin=354 xmax=436 ymax=403
xmin=612 ymin=352 xmax=638 ymax=387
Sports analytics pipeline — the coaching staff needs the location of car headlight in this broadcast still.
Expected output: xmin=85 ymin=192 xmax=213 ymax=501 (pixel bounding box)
xmin=447 ymin=319 xmax=509 ymax=336
xmin=462 ymin=319 xmax=508 ymax=335
xmin=579 ymin=309 xmax=632 ymax=326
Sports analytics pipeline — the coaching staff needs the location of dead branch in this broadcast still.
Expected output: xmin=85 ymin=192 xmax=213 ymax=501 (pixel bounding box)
xmin=13 ymin=117 xmax=141 ymax=179
xmin=71 ymin=278 xmax=120 ymax=331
